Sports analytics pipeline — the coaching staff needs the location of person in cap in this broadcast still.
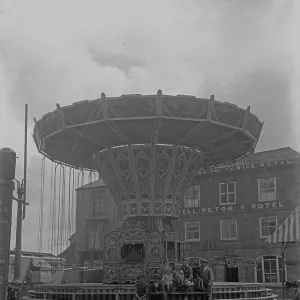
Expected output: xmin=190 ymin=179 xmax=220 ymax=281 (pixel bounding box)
xmin=199 ymin=259 xmax=214 ymax=300
xmin=133 ymin=274 xmax=148 ymax=300
xmin=148 ymin=274 xmax=166 ymax=300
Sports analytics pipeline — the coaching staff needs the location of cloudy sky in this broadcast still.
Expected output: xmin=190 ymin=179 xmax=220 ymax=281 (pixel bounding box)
xmin=0 ymin=0 xmax=300 ymax=253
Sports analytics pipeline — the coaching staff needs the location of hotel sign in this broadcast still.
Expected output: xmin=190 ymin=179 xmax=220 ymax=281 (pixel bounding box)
xmin=181 ymin=201 xmax=284 ymax=216
xmin=198 ymin=159 xmax=295 ymax=175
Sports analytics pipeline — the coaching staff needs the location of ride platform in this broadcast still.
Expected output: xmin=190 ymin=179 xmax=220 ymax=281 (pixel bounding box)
xmin=26 ymin=282 xmax=277 ymax=300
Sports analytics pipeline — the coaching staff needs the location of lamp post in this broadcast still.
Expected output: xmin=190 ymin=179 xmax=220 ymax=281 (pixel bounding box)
xmin=13 ymin=104 xmax=28 ymax=300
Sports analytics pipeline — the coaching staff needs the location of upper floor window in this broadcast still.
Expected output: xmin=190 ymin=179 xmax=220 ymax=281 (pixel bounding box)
xmin=184 ymin=186 xmax=200 ymax=208
xmin=185 ymin=221 xmax=200 ymax=242
xmin=220 ymin=219 xmax=237 ymax=241
xmin=86 ymin=222 xmax=102 ymax=250
xmin=256 ymin=255 xmax=286 ymax=283
xmin=92 ymin=188 xmax=106 ymax=214
xmin=259 ymin=216 xmax=277 ymax=239
xmin=219 ymin=182 xmax=236 ymax=205
xmin=258 ymin=178 xmax=276 ymax=202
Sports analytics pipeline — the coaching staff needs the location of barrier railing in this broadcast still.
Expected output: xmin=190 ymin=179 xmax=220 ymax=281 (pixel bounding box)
xmin=25 ymin=284 xmax=278 ymax=300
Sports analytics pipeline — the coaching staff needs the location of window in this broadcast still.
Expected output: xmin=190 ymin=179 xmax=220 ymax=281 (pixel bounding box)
xmin=86 ymin=222 xmax=102 ymax=250
xmin=256 ymin=255 xmax=286 ymax=283
xmin=220 ymin=219 xmax=237 ymax=241
xmin=259 ymin=217 xmax=277 ymax=238
xmin=258 ymin=178 xmax=276 ymax=202
xmin=219 ymin=182 xmax=236 ymax=205
xmin=185 ymin=222 xmax=200 ymax=242
xmin=92 ymin=188 xmax=106 ymax=214
xmin=184 ymin=186 xmax=200 ymax=208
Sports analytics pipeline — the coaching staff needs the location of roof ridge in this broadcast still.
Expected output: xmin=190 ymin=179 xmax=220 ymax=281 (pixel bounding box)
xmin=253 ymin=146 xmax=292 ymax=154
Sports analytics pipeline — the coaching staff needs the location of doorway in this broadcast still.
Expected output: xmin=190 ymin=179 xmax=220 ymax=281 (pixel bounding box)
xmin=225 ymin=266 xmax=239 ymax=282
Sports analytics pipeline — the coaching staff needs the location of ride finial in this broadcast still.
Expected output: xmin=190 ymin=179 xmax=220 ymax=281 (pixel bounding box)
xmin=101 ymin=93 xmax=106 ymax=99
xmin=157 ymin=89 xmax=162 ymax=96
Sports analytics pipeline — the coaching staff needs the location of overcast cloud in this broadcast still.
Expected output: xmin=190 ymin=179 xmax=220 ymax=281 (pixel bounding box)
xmin=0 ymin=0 xmax=299 ymax=253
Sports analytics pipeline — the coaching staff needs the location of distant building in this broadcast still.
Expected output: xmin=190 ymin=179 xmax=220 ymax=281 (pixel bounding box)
xmin=9 ymin=250 xmax=64 ymax=285
xmin=75 ymin=178 xmax=120 ymax=282
xmin=58 ymin=233 xmax=76 ymax=265
xmin=74 ymin=147 xmax=300 ymax=285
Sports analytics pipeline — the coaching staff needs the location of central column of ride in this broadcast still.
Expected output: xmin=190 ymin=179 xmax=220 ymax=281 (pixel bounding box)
xmin=94 ymin=143 xmax=204 ymax=282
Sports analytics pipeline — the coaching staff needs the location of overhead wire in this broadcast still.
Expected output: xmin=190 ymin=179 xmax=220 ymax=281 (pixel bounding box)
xmin=38 ymin=157 xmax=45 ymax=252
xmin=67 ymin=167 xmax=72 ymax=245
xmin=61 ymin=165 xmax=66 ymax=252
xmin=71 ymin=168 xmax=76 ymax=235
xmin=48 ymin=162 xmax=54 ymax=253
xmin=57 ymin=164 xmax=62 ymax=255
xmin=53 ymin=163 xmax=59 ymax=255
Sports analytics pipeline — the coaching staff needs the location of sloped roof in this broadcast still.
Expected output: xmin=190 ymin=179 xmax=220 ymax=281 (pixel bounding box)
xmin=58 ymin=243 xmax=76 ymax=259
xmin=32 ymin=257 xmax=53 ymax=270
xmin=76 ymin=147 xmax=300 ymax=189
xmin=76 ymin=178 xmax=106 ymax=190
xmin=235 ymin=147 xmax=300 ymax=166
xmin=10 ymin=250 xmax=56 ymax=258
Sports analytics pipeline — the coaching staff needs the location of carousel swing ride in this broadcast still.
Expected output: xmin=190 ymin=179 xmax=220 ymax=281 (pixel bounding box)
xmin=33 ymin=90 xmax=264 ymax=285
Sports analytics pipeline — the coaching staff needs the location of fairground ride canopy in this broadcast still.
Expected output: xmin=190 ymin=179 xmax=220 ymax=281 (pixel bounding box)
xmin=33 ymin=90 xmax=263 ymax=217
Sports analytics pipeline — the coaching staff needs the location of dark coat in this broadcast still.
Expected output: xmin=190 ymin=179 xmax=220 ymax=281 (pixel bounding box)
xmin=199 ymin=267 xmax=214 ymax=284
xmin=136 ymin=281 xmax=148 ymax=297
xmin=148 ymin=281 xmax=165 ymax=300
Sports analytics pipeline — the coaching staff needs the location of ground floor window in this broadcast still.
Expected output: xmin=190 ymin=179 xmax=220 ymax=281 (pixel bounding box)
xmin=256 ymin=255 xmax=286 ymax=283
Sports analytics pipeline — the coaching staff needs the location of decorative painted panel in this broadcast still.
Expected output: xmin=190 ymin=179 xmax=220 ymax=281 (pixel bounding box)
xmin=94 ymin=144 xmax=204 ymax=217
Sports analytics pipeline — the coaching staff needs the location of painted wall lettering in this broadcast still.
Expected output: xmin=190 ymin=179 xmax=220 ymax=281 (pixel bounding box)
xmin=181 ymin=201 xmax=284 ymax=216
xmin=198 ymin=159 xmax=294 ymax=175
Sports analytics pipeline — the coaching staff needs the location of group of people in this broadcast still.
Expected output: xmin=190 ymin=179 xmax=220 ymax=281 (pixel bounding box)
xmin=133 ymin=258 xmax=214 ymax=300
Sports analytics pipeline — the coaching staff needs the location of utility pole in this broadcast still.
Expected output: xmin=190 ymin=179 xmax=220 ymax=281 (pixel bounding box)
xmin=13 ymin=104 xmax=28 ymax=300
xmin=0 ymin=148 xmax=16 ymax=300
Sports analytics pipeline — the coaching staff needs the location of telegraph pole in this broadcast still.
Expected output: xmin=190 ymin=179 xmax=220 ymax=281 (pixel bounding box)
xmin=13 ymin=104 xmax=28 ymax=300
xmin=0 ymin=148 xmax=16 ymax=300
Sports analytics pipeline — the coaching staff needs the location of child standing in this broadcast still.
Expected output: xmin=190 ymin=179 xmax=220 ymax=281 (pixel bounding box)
xmin=162 ymin=268 xmax=174 ymax=293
